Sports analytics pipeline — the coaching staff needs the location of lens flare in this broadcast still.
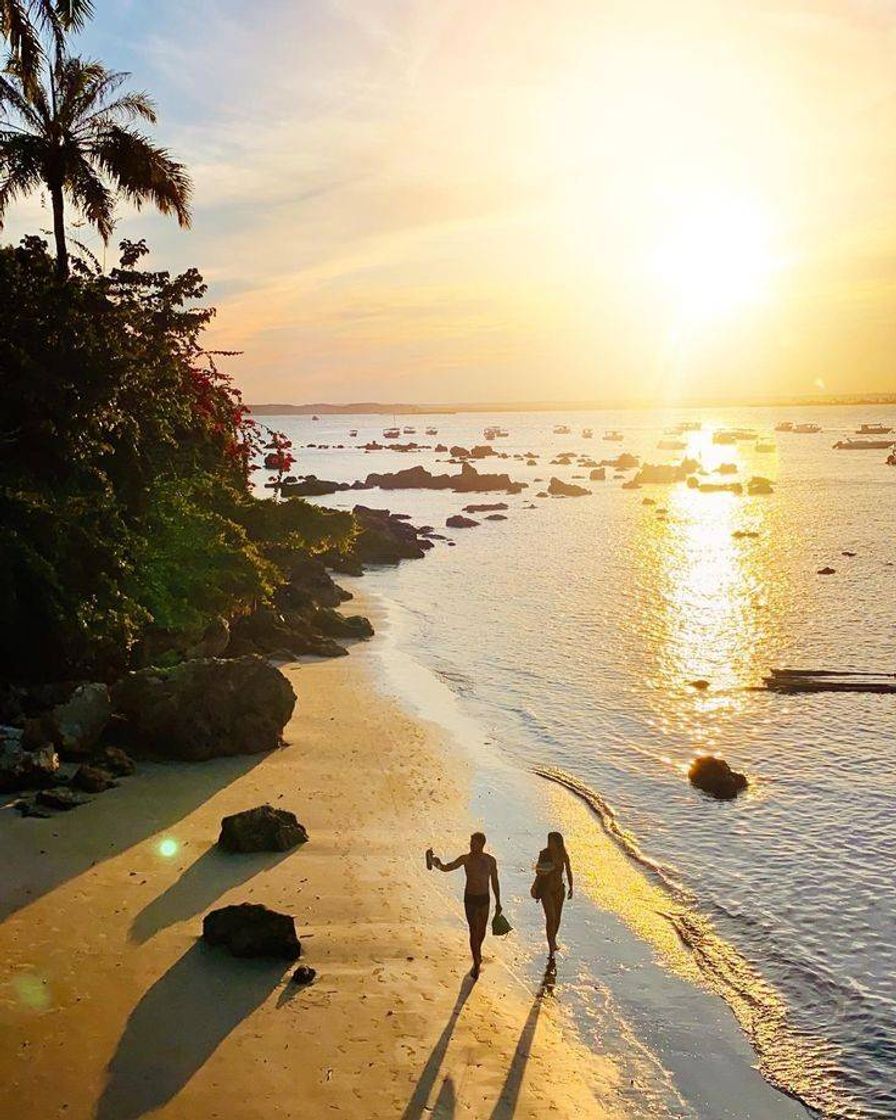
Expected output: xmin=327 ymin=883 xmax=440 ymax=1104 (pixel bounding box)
xmin=157 ymin=837 xmax=178 ymax=858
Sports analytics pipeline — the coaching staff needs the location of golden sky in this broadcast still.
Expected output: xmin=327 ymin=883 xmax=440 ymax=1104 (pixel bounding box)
xmin=8 ymin=0 xmax=896 ymax=402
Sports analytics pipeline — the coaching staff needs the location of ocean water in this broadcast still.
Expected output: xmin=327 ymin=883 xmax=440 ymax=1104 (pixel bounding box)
xmin=257 ymin=406 xmax=896 ymax=1119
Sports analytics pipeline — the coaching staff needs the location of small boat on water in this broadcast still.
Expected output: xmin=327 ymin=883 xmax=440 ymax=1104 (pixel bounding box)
xmin=484 ymin=425 xmax=508 ymax=439
xmin=553 ymin=424 xmax=572 ymax=435
xmin=857 ymin=423 xmax=893 ymax=435
xmin=349 ymin=429 xmax=358 ymax=437
xmin=383 ymin=427 xmax=400 ymax=439
xmin=403 ymin=426 xmax=416 ymax=434
xmin=582 ymin=428 xmax=593 ymax=438
xmin=603 ymin=430 xmax=623 ymax=441
xmin=793 ymin=423 xmax=822 ymax=433
xmin=425 ymin=427 xmax=438 ymax=436
xmin=833 ymin=438 xmax=896 ymax=450
xmin=775 ymin=421 xmax=794 ymax=432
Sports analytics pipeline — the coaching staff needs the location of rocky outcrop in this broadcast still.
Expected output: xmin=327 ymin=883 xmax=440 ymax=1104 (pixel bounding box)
xmin=35 ymin=787 xmax=91 ymax=810
xmin=203 ymin=903 xmax=302 ymax=959
xmin=688 ymin=755 xmax=748 ymax=799
xmin=748 ymin=476 xmax=774 ymax=495
xmin=463 ymin=502 xmax=508 ymax=513
xmin=589 ymin=468 xmax=606 ymax=481
xmin=634 ymin=463 xmax=692 ymax=485
xmin=485 ymin=513 xmax=507 ymax=520
xmin=352 ymin=506 xmax=433 ymax=564
xmin=601 ymin=453 xmax=640 ymax=469
xmin=71 ymin=764 xmax=117 ymax=793
xmin=279 ymin=475 xmax=354 ymax=497
xmin=47 ymin=683 xmax=111 ymax=757
xmin=548 ymin=477 xmax=590 ymax=497
xmin=0 ymin=727 xmax=59 ymax=792
xmin=187 ymin=616 xmax=231 ymax=659
xmin=363 ymin=462 xmax=525 ymax=495
xmin=112 ymin=656 xmax=296 ymax=761
xmin=218 ymin=805 xmax=308 ymax=852
xmin=311 ymin=607 xmax=374 ymax=640
xmin=446 ymin=514 xmax=479 ymax=528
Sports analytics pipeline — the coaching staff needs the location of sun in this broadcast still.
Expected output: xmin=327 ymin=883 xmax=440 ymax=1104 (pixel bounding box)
xmin=651 ymin=195 xmax=775 ymax=327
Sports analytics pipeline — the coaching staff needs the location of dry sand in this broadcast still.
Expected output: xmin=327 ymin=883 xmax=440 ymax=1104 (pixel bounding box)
xmin=0 ymin=652 xmax=628 ymax=1119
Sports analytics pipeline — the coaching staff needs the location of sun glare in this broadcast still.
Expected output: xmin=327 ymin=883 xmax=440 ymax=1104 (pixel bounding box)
xmin=651 ymin=196 xmax=775 ymax=327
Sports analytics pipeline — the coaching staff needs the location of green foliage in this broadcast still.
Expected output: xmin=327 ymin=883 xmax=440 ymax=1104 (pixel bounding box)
xmin=0 ymin=237 xmax=354 ymax=681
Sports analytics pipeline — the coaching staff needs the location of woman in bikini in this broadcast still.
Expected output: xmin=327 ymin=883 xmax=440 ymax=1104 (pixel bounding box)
xmin=532 ymin=831 xmax=573 ymax=956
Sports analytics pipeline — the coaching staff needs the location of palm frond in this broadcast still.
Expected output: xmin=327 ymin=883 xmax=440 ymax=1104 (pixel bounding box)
xmin=0 ymin=0 xmax=43 ymax=89
xmin=77 ymin=90 xmax=157 ymax=132
xmin=66 ymin=150 xmax=114 ymax=239
xmin=93 ymin=125 xmax=192 ymax=228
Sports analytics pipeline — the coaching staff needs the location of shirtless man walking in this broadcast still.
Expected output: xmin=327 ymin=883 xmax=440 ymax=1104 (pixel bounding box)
xmin=430 ymin=832 xmax=501 ymax=979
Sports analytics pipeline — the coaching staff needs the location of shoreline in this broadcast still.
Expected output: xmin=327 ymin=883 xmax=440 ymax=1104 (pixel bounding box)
xmin=0 ymin=638 xmax=626 ymax=1119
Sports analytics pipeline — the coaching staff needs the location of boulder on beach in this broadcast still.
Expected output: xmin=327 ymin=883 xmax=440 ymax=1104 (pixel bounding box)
xmin=218 ymin=804 xmax=308 ymax=852
xmin=202 ymin=903 xmax=301 ymax=959
xmin=311 ymin=607 xmax=374 ymax=640
xmin=94 ymin=745 xmax=136 ymax=776
xmin=817 ymin=566 xmax=836 ymax=575
xmin=688 ymin=755 xmax=748 ymax=800
xmin=35 ymin=786 xmax=91 ymax=811
xmin=0 ymin=727 xmax=59 ymax=792
xmin=47 ymin=683 xmax=111 ymax=757
xmin=446 ymin=514 xmax=479 ymax=528
xmin=71 ymin=764 xmax=117 ymax=793
xmin=548 ymin=477 xmax=590 ymax=497
xmin=292 ymin=965 xmax=316 ymax=985
xmin=111 ymin=655 xmax=297 ymax=761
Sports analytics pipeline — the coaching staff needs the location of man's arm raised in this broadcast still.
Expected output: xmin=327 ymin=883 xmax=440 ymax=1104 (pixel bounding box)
xmin=433 ymin=853 xmax=466 ymax=872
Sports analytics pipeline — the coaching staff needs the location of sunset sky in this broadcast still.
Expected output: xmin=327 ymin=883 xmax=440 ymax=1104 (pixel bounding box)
xmin=6 ymin=0 xmax=896 ymax=403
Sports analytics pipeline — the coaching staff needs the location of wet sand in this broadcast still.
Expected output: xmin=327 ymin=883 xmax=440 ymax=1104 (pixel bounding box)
xmin=0 ymin=652 xmax=626 ymax=1120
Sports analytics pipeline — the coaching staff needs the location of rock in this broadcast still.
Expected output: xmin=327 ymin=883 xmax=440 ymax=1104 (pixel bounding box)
xmin=841 ymin=551 xmax=857 ymax=557
xmin=0 ymin=728 xmax=59 ymax=792
xmin=292 ymin=966 xmax=316 ymax=985
xmin=279 ymin=475 xmax=353 ymax=497
xmin=112 ymin=656 xmax=296 ymax=761
xmin=187 ymin=616 xmax=230 ymax=659
xmin=634 ymin=463 xmax=691 ymax=485
xmin=715 ymin=462 xmax=738 ymax=475
xmin=15 ymin=799 xmax=55 ymax=818
xmin=35 ymin=787 xmax=91 ymax=810
xmin=469 ymin=445 xmax=496 ymax=458
xmin=311 ymin=608 xmax=374 ymax=640
xmin=485 ymin=514 xmax=507 ymax=521
xmin=698 ymin=481 xmax=743 ymax=494
xmin=747 ymin=476 xmax=774 ymax=495
xmin=93 ymin=745 xmax=136 ymax=776
xmin=589 ymin=468 xmax=606 ymax=481
xmin=690 ymin=679 xmax=710 ymax=690
xmin=621 ymin=480 xmax=641 ymax=490
xmin=352 ymin=506 xmax=430 ymax=563
xmin=71 ymin=764 xmax=117 ymax=793
xmin=435 ymin=443 xmax=448 ymax=452
xmin=48 ymin=683 xmax=111 ymax=757
xmin=446 ymin=515 xmax=479 ymax=528
xmin=642 ymin=497 xmax=656 ymax=506
xmin=688 ymin=756 xmax=748 ymax=800
xmin=817 ymin=566 xmax=836 ymax=575
xmin=202 ymin=903 xmax=301 ymax=959
xmin=462 ymin=502 xmax=508 ymax=513
xmin=228 ymin=607 xmax=348 ymax=661
xmin=601 ymin=453 xmax=640 ymax=469
xmin=364 ymin=462 xmax=525 ymax=495
xmin=548 ymin=477 xmax=590 ymax=497
xmin=218 ymin=804 xmax=308 ymax=852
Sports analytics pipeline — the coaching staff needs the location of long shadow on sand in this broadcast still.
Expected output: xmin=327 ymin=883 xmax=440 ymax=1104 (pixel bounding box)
xmin=487 ymin=958 xmax=556 ymax=1120
xmin=400 ymin=975 xmax=475 ymax=1120
xmin=130 ymin=844 xmax=297 ymax=944
xmin=0 ymin=755 xmax=268 ymax=923
xmin=96 ymin=941 xmax=284 ymax=1120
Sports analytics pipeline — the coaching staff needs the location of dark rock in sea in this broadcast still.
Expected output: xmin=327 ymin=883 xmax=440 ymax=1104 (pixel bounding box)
xmin=71 ymin=764 xmax=117 ymax=793
xmin=642 ymin=497 xmax=656 ymax=505
xmin=449 ymin=445 xmax=470 ymax=458
xmin=747 ymin=476 xmax=774 ymax=495
xmin=311 ymin=607 xmax=374 ymax=640
xmin=548 ymin=477 xmax=590 ymax=497
xmin=0 ymin=728 xmax=59 ymax=792
xmin=688 ymin=755 xmax=748 ymax=800
xmin=621 ymin=479 xmax=641 ymax=490
xmin=463 ymin=502 xmax=508 ymax=513
xmin=601 ymin=452 xmax=640 ymax=469
xmin=446 ymin=514 xmax=480 ymax=528
xmin=536 ymin=491 xmax=548 ymax=498
xmin=292 ymin=965 xmax=316 ymax=985
xmin=589 ymin=468 xmax=606 ymax=481
xmin=278 ymin=550 xmax=353 ymax=609
xmin=691 ymin=679 xmax=710 ymax=690
xmin=435 ymin=443 xmax=448 ymax=452
xmin=363 ymin=462 xmax=525 ymax=495
xmin=732 ymin=530 xmax=760 ymax=539
xmin=111 ymin=656 xmax=296 ymax=761
xmin=203 ymin=903 xmax=301 ymax=959
xmin=352 ymin=506 xmax=430 ymax=563
xmin=35 ymin=787 xmax=91 ymax=810
xmin=715 ymin=462 xmax=738 ymax=475
xmin=47 ymin=683 xmax=111 ymax=757
xmin=634 ymin=463 xmax=691 ymax=485
xmin=279 ymin=475 xmax=354 ymax=497
xmin=470 ymin=445 xmax=496 ymax=458
xmin=817 ymin=566 xmax=836 ymax=575
xmin=218 ymin=804 xmax=308 ymax=853
xmin=485 ymin=514 xmax=508 ymax=521
xmin=94 ymin=745 xmax=135 ymax=776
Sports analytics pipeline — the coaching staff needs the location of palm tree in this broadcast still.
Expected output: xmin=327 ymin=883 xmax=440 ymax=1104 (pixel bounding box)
xmin=0 ymin=1 xmax=93 ymax=90
xmin=0 ymin=52 xmax=191 ymax=278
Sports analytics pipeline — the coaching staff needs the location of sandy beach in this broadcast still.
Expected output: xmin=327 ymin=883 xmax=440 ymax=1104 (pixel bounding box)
xmin=0 ymin=648 xmax=627 ymax=1120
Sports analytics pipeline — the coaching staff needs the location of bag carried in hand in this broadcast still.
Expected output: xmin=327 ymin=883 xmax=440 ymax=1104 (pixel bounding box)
xmin=491 ymin=911 xmax=512 ymax=936
xmin=530 ymin=877 xmax=542 ymax=900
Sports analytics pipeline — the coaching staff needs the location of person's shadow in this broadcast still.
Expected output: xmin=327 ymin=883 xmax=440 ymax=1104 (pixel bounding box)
xmin=400 ymin=975 xmax=475 ymax=1120
xmin=95 ymin=941 xmax=284 ymax=1120
xmin=488 ymin=958 xmax=556 ymax=1120
xmin=129 ymin=844 xmax=297 ymax=944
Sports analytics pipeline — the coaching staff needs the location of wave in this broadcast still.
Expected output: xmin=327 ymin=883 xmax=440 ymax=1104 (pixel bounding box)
xmin=533 ymin=765 xmax=857 ymax=1120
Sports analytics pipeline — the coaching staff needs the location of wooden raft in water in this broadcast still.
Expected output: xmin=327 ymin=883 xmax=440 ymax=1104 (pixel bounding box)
xmin=763 ymin=668 xmax=896 ymax=694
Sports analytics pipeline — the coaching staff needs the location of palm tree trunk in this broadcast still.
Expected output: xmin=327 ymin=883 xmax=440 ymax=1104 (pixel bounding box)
xmin=49 ymin=181 xmax=69 ymax=280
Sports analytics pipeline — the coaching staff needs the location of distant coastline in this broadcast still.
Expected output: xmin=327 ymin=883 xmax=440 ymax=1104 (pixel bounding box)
xmin=249 ymin=393 xmax=896 ymax=416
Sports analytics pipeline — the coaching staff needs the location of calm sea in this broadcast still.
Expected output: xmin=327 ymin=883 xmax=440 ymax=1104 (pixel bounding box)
xmin=257 ymin=405 xmax=896 ymax=1119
